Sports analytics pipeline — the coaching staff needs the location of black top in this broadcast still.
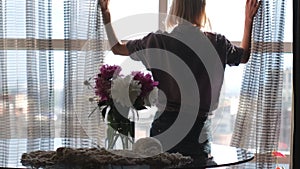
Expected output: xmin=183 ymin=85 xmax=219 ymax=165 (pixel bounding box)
xmin=126 ymin=23 xmax=244 ymax=114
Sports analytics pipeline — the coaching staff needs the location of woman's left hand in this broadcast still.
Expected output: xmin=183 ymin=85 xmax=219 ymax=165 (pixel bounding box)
xmin=245 ymin=0 xmax=261 ymax=21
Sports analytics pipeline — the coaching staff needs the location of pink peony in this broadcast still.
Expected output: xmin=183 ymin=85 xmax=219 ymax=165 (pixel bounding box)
xmin=132 ymin=71 xmax=159 ymax=97
xmin=95 ymin=76 xmax=111 ymax=101
xmin=94 ymin=64 xmax=122 ymax=101
xmin=100 ymin=64 xmax=122 ymax=80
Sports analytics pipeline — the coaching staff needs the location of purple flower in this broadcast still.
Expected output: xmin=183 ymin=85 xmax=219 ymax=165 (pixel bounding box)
xmin=100 ymin=64 xmax=122 ymax=80
xmin=95 ymin=76 xmax=111 ymax=101
xmin=94 ymin=64 xmax=122 ymax=101
xmin=132 ymin=71 xmax=159 ymax=97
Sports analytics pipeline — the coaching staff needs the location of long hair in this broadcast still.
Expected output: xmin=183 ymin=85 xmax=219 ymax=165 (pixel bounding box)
xmin=166 ymin=0 xmax=207 ymax=29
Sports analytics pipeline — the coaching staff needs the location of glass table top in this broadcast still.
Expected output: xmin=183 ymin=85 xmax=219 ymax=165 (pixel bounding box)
xmin=0 ymin=141 xmax=254 ymax=169
xmin=168 ymin=144 xmax=254 ymax=169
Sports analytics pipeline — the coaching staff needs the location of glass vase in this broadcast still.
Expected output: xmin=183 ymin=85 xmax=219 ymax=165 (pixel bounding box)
xmin=105 ymin=121 xmax=135 ymax=150
xmin=104 ymin=103 xmax=135 ymax=150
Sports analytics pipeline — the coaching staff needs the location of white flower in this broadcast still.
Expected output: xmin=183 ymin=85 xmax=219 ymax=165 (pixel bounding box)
xmin=145 ymin=87 xmax=159 ymax=106
xmin=129 ymin=80 xmax=142 ymax=105
xmin=111 ymin=75 xmax=141 ymax=107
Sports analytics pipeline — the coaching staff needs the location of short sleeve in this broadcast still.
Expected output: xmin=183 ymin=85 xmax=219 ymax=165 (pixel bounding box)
xmin=126 ymin=33 xmax=154 ymax=61
xmin=215 ymin=34 xmax=245 ymax=66
xmin=225 ymin=40 xmax=244 ymax=66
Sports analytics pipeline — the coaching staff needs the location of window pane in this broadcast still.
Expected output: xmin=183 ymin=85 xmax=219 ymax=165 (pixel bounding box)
xmin=108 ymin=0 xmax=159 ymax=41
xmin=206 ymin=0 xmax=246 ymax=41
xmin=4 ymin=0 xmax=53 ymax=39
xmin=0 ymin=50 xmax=68 ymax=139
xmin=168 ymin=0 xmax=293 ymax=42
xmin=212 ymin=53 xmax=293 ymax=151
xmin=284 ymin=0 xmax=293 ymax=42
xmin=110 ymin=0 xmax=159 ymax=22
xmin=104 ymin=0 xmax=159 ymax=64
xmin=0 ymin=50 xmax=60 ymax=139
xmin=279 ymin=53 xmax=293 ymax=152
xmin=211 ymin=65 xmax=245 ymax=145
xmin=52 ymin=0 xmax=64 ymax=39
xmin=4 ymin=1 xmax=26 ymax=38
xmin=53 ymin=51 xmax=64 ymax=138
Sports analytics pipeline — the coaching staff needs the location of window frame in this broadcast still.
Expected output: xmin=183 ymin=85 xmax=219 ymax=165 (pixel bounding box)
xmin=0 ymin=39 xmax=293 ymax=52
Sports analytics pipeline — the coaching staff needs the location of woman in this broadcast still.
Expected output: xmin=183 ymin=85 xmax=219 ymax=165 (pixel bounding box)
xmin=99 ymin=0 xmax=260 ymax=160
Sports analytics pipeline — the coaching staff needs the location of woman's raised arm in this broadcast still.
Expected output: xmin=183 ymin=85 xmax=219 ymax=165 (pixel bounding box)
xmin=99 ymin=0 xmax=129 ymax=56
xmin=240 ymin=0 xmax=261 ymax=63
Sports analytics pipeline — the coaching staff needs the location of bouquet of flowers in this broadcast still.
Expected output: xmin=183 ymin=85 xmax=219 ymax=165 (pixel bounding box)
xmin=85 ymin=64 xmax=159 ymax=149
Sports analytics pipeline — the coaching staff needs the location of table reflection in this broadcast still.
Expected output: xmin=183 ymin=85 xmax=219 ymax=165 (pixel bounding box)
xmin=168 ymin=144 xmax=254 ymax=169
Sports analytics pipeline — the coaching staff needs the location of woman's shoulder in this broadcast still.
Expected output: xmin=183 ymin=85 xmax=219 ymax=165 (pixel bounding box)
xmin=203 ymin=31 xmax=227 ymax=43
xmin=138 ymin=30 xmax=166 ymax=41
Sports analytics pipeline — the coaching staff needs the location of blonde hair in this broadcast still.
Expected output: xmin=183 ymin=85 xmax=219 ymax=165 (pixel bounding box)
xmin=166 ymin=0 xmax=207 ymax=29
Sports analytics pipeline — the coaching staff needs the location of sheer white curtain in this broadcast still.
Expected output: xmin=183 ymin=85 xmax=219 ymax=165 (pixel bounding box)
xmin=0 ymin=0 xmax=105 ymax=167
xmin=230 ymin=0 xmax=287 ymax=168
xmin=61 ymin=0 xmax=105 ymax=148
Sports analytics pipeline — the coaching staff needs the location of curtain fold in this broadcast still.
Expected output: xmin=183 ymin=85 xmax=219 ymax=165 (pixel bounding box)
xmin=61 ymin=0 xmax=106 ymax=148
xmin=0 ymin=2 xmax=10 ymax=166
xmin=0 ymin=0 xmax=54 ymax=166
xmin=0 ymin=0 xmax=106 ymax=167
xmin=230 ymin=0 xmax=286 ymax=168
xmin=25 ymin=0 xmax=55 ymax=152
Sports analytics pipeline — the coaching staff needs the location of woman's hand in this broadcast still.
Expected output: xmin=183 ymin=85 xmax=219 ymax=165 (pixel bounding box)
xmin=98 ymin=0 xmax=129 ymax=56
xmin=99 ymin=0 xmax=111 ymax=24
xmin=99 ymin=0 xmax=109 ymax=12
xmin=245 ymin=0 xmax=261 ymax=21
xmin=240 ymin=0 xmax=261 ymax=63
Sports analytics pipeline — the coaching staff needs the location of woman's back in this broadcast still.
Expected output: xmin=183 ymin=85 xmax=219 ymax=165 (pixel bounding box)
xmin=126 ymin=23 xmax=244 ymax=113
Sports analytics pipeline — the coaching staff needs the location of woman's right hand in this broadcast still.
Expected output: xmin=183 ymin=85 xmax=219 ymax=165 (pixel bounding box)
xmin=98 ymin=0 xmax=109 ymax=12
xmin=99 ymin=0 xmax=109 ymax=12
xmin=240 ymin=0 xmax=261 ymax=63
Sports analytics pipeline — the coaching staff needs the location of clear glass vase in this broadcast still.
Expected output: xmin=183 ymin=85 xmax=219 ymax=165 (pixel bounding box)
xmin=104 ymin=103 xmax=136 ymax=150
xmin=105 ymin=121 xmax=135 ymax=150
